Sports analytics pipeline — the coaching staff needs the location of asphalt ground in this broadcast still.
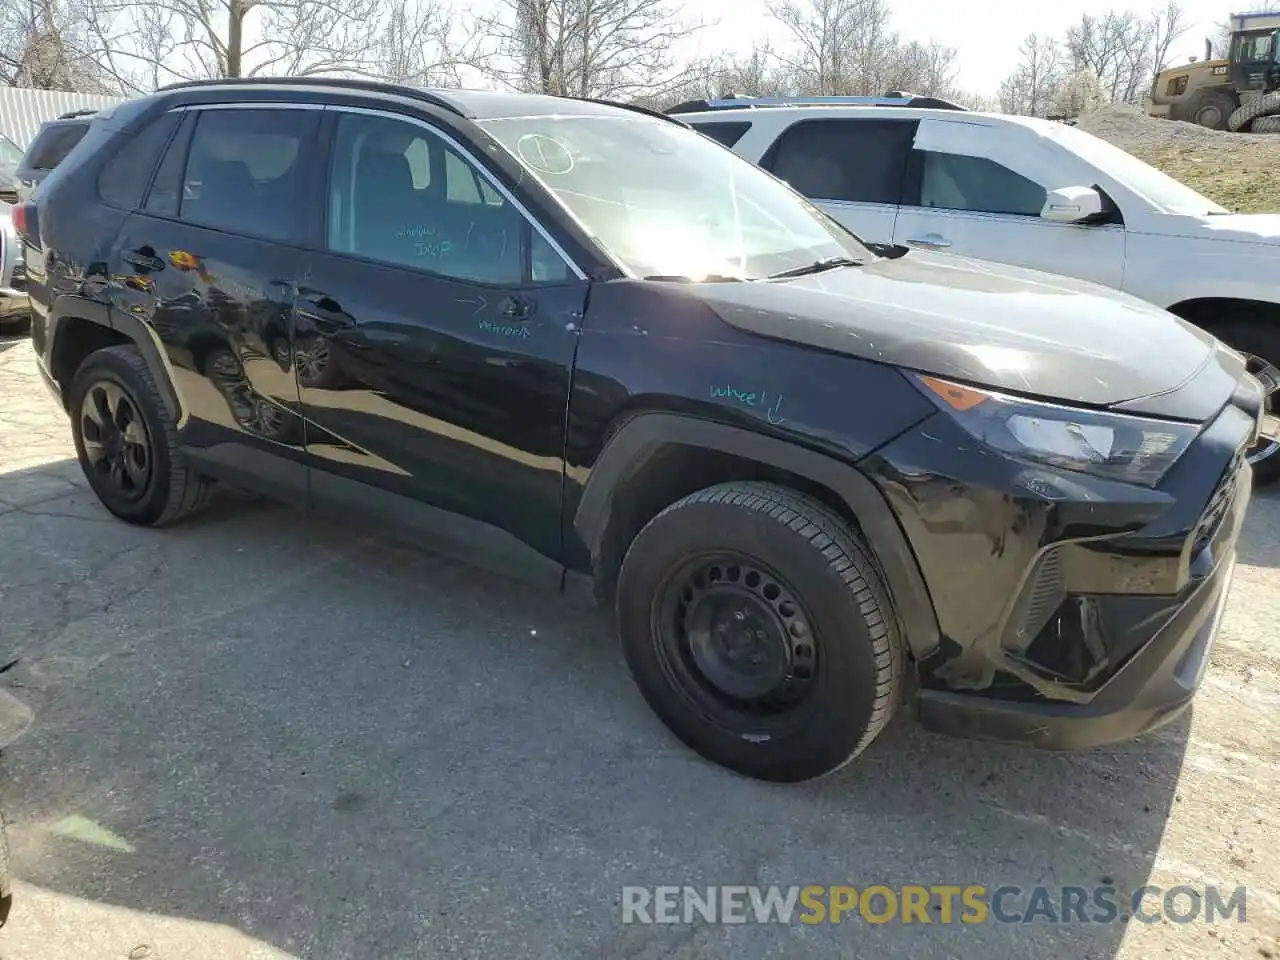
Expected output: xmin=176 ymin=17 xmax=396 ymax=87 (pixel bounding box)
xmin=1 ymin=331 xmax=1279 ymax=959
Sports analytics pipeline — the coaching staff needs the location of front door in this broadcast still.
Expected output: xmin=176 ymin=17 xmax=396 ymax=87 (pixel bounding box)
xmin=891 ymin=119 xmax=1126 ymax=289
xmin=109 ymin=103 xmax=320 ymax=501
xmin=297 ymin=107 xmax=588 ymax=583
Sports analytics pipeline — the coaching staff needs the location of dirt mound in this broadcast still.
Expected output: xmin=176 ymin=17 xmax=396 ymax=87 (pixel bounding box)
xmin=1075 ymin=103 xmax=1252 ymax=150
xmin=1075 ymin=103 xmax=1280 ymax=212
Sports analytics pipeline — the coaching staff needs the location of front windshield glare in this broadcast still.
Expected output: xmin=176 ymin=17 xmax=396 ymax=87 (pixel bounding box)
xmin=478 ymin=114 xmax=871 ymax=280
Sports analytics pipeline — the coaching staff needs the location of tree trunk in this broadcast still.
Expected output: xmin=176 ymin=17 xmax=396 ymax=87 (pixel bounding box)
xmin=227 ymin=0 xmax=244 ymax=77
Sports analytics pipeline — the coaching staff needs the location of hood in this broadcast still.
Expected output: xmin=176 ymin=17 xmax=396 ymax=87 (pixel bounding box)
xmin=695 ymin=249 xmax=1242 ymax=420
xmin=1153 ymin=212 xmax=1280 ymax=246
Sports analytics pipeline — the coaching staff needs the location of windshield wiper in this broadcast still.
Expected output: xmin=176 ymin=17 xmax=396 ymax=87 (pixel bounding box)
xmin=643 ymin=274 xmax=748 ymax=283
xmin=767 ymin=256 xmax=863 ymax=280
xmin=768 ymin=256 xmax=864 ymax=279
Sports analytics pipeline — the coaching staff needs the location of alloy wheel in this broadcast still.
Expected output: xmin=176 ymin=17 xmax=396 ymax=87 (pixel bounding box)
xmin=80 ymin=380 xmax=152 ymax=501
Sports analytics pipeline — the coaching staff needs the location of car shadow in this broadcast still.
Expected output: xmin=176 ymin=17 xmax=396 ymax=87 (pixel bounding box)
xmin=0 ymin=330 xmax=30 ymax=355
xmin=0 ymin=459 xmax=1193 ymax=959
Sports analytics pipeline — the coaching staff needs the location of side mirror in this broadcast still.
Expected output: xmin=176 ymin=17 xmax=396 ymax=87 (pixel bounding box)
xmin=1041 ymin=185 xmax=1105 ymax=223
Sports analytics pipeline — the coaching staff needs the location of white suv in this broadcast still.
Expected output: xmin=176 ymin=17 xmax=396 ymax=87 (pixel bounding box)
xmin=669 ymin=95 xmax=1280 ymax=481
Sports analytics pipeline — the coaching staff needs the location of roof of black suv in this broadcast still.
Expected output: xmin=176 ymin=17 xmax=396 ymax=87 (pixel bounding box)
xmin=154 ymin=77 xmax=687 ymax=126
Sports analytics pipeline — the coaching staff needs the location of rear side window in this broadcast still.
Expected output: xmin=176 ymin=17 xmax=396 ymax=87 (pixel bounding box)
xmin=764 ymin=118 xmax=915 ymax=205
xmin=97 ymin=112 xmax=181 ymax=209
xmin=144 ymin=107 xmax=316 ymax=243
xmin=690 ymin=121 xmax=752 ymax=148
xmin=23 ymin=123 xmax=90 ymax=172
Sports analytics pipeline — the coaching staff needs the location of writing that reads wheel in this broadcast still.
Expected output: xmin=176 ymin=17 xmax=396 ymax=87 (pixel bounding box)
xmin=69 ymin=345 xmax=213 ymax=526
xmin=615 ymin=481 xmax=905 ymax=782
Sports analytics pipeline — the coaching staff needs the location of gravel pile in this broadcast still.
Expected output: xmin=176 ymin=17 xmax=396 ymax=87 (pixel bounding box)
xmin=1075 ymin=102 xmax=1280 ymax=149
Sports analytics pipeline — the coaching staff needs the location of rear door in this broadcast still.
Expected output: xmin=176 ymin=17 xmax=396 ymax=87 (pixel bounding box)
xmin=891 ymin=118 xmax=1126 ymax=288
xmin=758 ymin=117 xmax=916 ymax=244
xmin=107 ymin=102 xmax=319 ymax=502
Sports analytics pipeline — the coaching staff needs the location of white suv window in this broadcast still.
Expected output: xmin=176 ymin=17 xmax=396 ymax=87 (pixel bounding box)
xmin=918 ymin=151 xmax=1046 ymax=218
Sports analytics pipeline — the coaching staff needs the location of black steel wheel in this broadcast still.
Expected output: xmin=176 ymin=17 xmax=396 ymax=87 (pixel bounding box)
xmin=69 ymin=345 xmax=212 ymax=526
xmin=616 ymin=482 xmax=904 ymax=782
xmin=653 ymin=552 xmax=820 ymax=731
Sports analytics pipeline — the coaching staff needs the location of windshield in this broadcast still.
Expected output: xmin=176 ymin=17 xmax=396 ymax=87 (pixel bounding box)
xmin=1042 ymin=122 xmax=1228 ymax=215
xmin=477 ymin=114 xmax=872 ymax=280
xmin=0 ymin=134 xmax=22 ymax=170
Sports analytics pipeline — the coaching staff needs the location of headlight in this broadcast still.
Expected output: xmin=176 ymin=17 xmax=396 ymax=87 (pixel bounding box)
xmin=911 ymin=374 xmax=1199 ymax=488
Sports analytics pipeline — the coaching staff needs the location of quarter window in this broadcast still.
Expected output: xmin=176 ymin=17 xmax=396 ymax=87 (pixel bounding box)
xmin=917 ymin=151 xmax=1047 ymax=218
xmin=690 ymin=121 xmax=753 ymax=148
xmin=97 ymin=111 xmax=181 ymax=209
xmin=327 ymin=112 xmax=570 ymax=284
xmin=764 ymin=119 xmax=914 ymax=205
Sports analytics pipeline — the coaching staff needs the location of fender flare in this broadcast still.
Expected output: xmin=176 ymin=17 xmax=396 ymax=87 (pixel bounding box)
xmin=49 ymin=295 xmax=188 ymax=428
xmin=572 ymin=412 xmax=941 ymax=659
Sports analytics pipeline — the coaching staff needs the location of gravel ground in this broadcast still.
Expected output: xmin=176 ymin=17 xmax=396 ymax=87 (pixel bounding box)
xmin=0 ymin=332 xmax=1279 ymax=960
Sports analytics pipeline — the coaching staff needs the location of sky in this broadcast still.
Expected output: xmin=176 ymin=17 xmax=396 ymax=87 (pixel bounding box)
xmin=682 ymin=0 xmax=1250 ymax=97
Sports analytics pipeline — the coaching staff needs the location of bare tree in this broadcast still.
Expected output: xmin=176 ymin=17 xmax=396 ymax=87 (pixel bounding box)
xmin=58 ymin=0 xmax=472 ymax=94
xmin=1148 ymin=0 xmax=1187 ymax=80
xmin=997 ymin=33 xmax=1062 ymax=116
xmin=768 ymin=0 xmax=893 ymax=95
xmin=1 ymin=0 xmax=111 ymax=89
xmin=885 ymin=40 xmax=958 ymax=96
xmin=474 ymin=0 xmax=698 ymax=100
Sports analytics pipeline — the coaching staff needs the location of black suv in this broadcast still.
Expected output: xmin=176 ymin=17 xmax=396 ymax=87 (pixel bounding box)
xmin=14 ymin=79 xmax=1270 ymax=782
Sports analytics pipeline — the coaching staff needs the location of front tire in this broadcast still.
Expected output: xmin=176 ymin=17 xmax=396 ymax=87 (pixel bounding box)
xmin=615 ymin=482 xmax=905 ymax=782
xmin=69 ymin=345 xmax=213 ymax=526
xmin=1205 ymin=319 xmax=1280 ymax=486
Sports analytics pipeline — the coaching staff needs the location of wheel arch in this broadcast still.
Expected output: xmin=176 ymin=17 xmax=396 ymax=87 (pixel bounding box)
xmin=47 ymin=296 xmax=187 ymax=427
xmin=1166 ymin=296 xmax=1280 ymax=344
xmin=572 ymin=411 xmax=941 ymax=660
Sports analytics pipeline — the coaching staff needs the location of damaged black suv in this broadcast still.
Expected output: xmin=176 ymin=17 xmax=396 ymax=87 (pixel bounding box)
xmin=15 ymin=79 xmax=1274 ymax=782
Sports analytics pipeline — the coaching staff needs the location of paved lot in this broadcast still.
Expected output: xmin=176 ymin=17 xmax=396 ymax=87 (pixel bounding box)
xmin=0 ymin=331 xmax=1278 ymax=960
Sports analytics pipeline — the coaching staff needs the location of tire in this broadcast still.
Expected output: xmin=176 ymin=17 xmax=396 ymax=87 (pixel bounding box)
xmin=1229 ymin=91 xmax=1280 ymax=132
xmin=1187 ymin=89 xmax=1238 ymax=130
xmin=1203 ymin=319 xmax=1280 ymax=486
xmin=69 ymin=345 xmax=213 ymax=526
xmin=615 ymin=481 xmax=905 ymax=782
xmin=1252 ymin=115 xmax=1280 ymax=134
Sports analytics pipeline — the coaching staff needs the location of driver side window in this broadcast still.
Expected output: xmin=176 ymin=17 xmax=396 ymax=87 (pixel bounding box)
xmin=326 ymin=112 xmax=573 ymax=284
xmin=917 ymin=150 xmax=1047 ymax=218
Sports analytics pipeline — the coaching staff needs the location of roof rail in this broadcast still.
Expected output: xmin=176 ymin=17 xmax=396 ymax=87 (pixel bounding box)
xmin=155 ymin=76 xmax=471 ymax=117
xmin=574 ymin=97 xmax=690 ymax=126
xmin=664 ymin=92 xmax=969 ymax=114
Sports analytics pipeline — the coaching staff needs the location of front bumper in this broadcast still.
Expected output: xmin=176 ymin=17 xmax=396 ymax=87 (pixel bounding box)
xmin=916 ymin=538 xmax=1236 ymax=749
xmin=870 ymin=397 xmax=1254 ymax=751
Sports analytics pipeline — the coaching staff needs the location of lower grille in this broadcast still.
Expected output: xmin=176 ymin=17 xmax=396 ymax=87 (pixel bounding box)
xmin=9 ymin=262 xmax=25 ymax=292
xmin=0 ymin=189 xmax=17 ymax=205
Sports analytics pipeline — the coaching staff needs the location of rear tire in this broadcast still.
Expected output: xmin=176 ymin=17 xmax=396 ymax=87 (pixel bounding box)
xmin=1252 ymin=115 xmax=1280 ymax=134
xmin=615 ymin=481 xmax=905 ymax=782
xmin=69 ymin=345 xmax=213 ymax=526
xmin=1187 ymin=89 xmax=1238 ymax=130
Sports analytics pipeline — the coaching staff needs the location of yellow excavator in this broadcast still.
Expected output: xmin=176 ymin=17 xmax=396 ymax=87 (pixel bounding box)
xmin=1145 ymin=9 xmax=1280 ymax=132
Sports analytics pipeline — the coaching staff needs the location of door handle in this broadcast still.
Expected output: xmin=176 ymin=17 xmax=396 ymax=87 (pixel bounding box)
xmin=905 ymin=234 xmax=951 ymax=249
xmin=121 ymin=247 xmax=165 ymax=271
xmin=297 ymin=294 xmax=355 ymax=332
xmin=499 ymin=295 xmax=535 ymax=320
